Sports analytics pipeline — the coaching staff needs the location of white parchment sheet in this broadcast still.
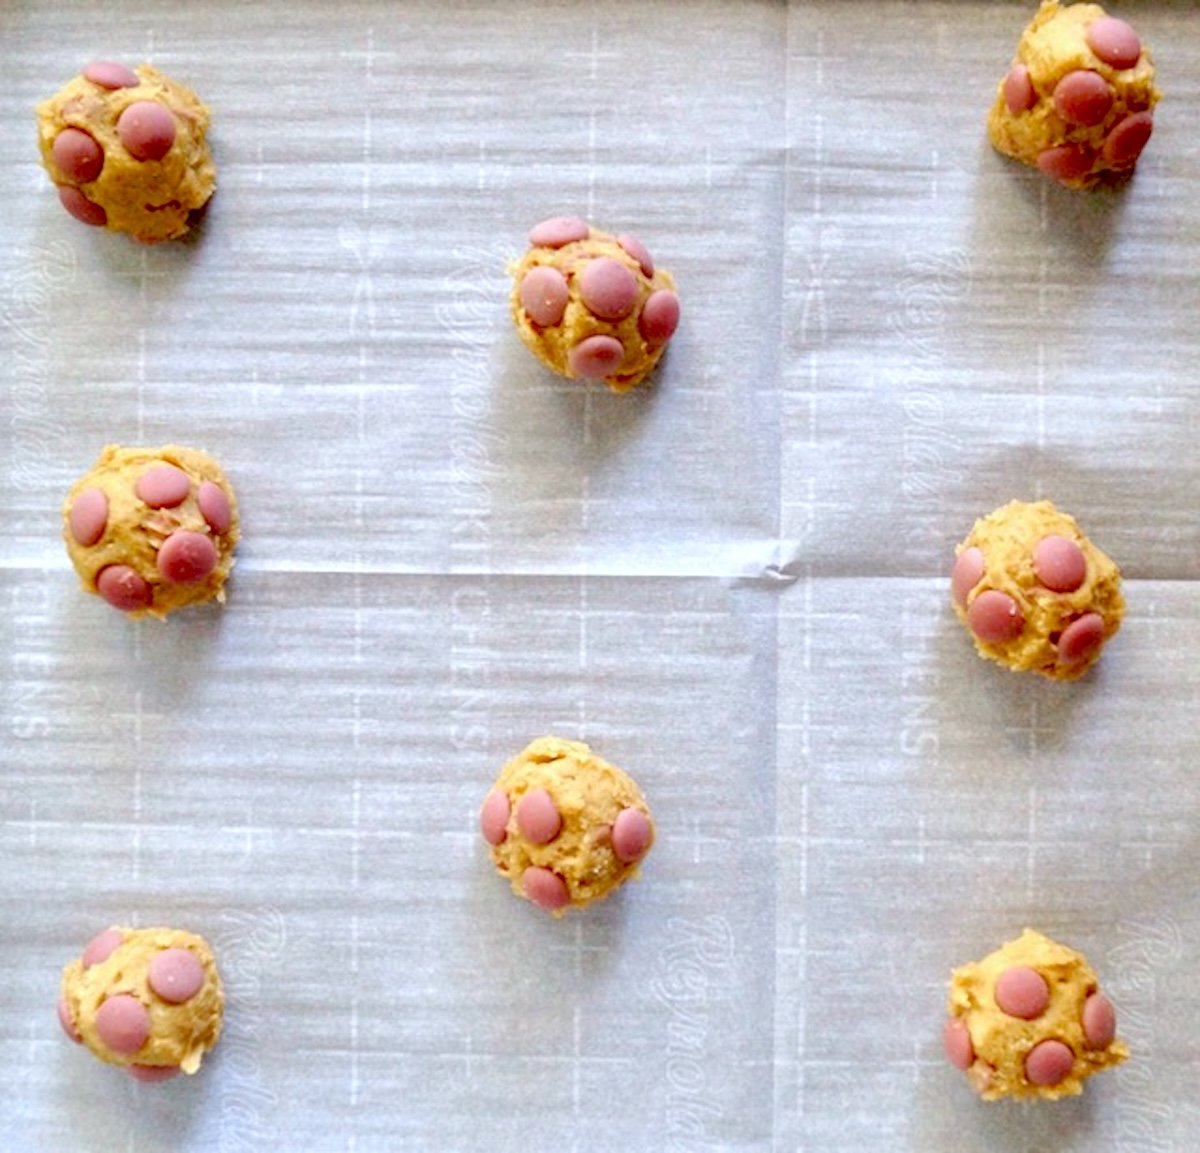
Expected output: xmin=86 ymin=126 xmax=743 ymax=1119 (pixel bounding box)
xmin=2 ymin=2 xmax=1198 ymax=1150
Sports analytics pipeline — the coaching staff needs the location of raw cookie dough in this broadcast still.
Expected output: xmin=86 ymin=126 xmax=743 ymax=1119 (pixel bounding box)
xmin=36 ymin=61 xmax=216 ymax=242
xmin=59 ymin=926 xmax=224 ymax=1081
xmin=480 ymin=736 xmax=655 ymax=914
xmin=943 ymin=928 xmax=1127 ymax=1101
xmin=987 ymin=2 xmax=1160 ymax=188
xmin=951 ymin=499 xmax=1123 ymax=680
xmin=508 ymin=217 xmax=681 ymax=393
xmin=63 ymin=444 xmax=239 ymax=620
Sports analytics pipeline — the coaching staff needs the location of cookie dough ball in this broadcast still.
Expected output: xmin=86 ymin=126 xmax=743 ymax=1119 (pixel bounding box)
xmin=480 ymin=736 xmax=655 ymax=914
xmin=987 ymin=2 xmax=1160 ymax=188
xmin=951 ymin=499 xmax=1123 ymax=680
xmin=63 ymin=444 xmax=239 ymax=620
xmin=943 ymin=928 xmax=1127 ymax=1101
xmin=508 ymin=217 xmax=681 ymax=393
xmin=58 ymin=926 xmax=224 ymax=1081
xmin=36 ymin=61 xmax=215 ymax=242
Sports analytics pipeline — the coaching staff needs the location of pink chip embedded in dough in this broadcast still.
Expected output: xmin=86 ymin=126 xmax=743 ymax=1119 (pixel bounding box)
xmin=83 ymin=61 xmax=140 ymax=90
xmin=198 ymin=482 xmax=233 ymax=536
xmin=951 ymin=547 xmax=985 ymax=608
xmin=1033 ymin=535 xmax=1086 ymax=592
xmin=1053 ymin=71 xmax=1113 ymax=128
xmin=579 ymin=257 xmax=638 ymax=322
xmin=135 ymin=464 xmax=191 ymax=509
xmin=966 ymin=589 xmax=1024 ymax=644
xmin=617 ymin=232 xmax=655 ymax=277
xmin=1003 ymin=65 xmax=1036 ymax=115
xmin=58 ymin=186 xmax=107 ymax=227
xmin=82 ymin=928 xmax=125 ymax=968
xmin=69 ymin=487 xmax=109 ymax=547
xmin=516 ymin=788 xmax=562 ymax=845
xmin=480 ymin=790 xmax=511 ymax=846
xmin=1024 ymin=1038 xmax=1075 ymax=1087
xmin=156 ymin=531 xmax=218 ymax=585
xmin=522 ymin=866 xmax=569 ymax=911
xmin=96 ymin=565 xmax=153 ymax=612
xmin=1103 ymin=113 xmax=1153 ymax=167
xmin=994 ymin=966 xmax=1050 ymax=1020
xmin=128 ymin=1064 xmax=181 ymax=1083
xmin=1036 ymin=145 xmax=1094 ymax=184
xmin=639 ymin=290 xmax=680 ymax=344
xmin=942 ymin=1018 xmax=974 ymax=1070
xmin=52 ymin=128 xmax=104 ymax=184
xmin=1057 ymin=612 xmax=1105 ymax=666
xmin=611 ymin=808 xmax=652 ymax=863
xmin=1082 ymin=993 xmax=1117 ymax=1049
xmin=116 ymin=101 xmax=176 ymax=162
xmin=1086 ymin=17 xmax=1141 ymax=70
xmin=57 ymin=996 xmax=83 ymax=1043
xmin=529 ymin=216 xmax=589 ymax=248
xmin=94 ymin=994 xmax=151 ymax=1055
xmin=568 ymin=335 xmax=625 ymax=380
xmin=148 ymin=948 xmax=205 ymax=1004
xmin=519 ymin=266 xmax=569 ymax=327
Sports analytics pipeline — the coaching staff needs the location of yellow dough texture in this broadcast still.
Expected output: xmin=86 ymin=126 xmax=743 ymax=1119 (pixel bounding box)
xmin=60 ymin=926 xmax=224 ymax=1080
xmin=950 ymin=499 xmax=1123 ymax=681
xmin=63 ymin=444 xmax=240 ymax=620
xmin=508 ymin=217 xmax=680 ymax=393
xmin=944 ymin=928 xmax=1128 ymax=1101
xmin=480 ymin=736 xmax=655 ymax=915
xmin=987 ymin=2 xmax=1160 ymax=189
xmin=36 ymin=62 xmax=215 ymax=242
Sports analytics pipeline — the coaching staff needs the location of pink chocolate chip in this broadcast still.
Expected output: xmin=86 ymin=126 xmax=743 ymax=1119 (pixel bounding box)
xmin=568 ymin=335 xmax=625 ymax=380
xmin=135 ymin=464 xmax=191 ymax=509
xmin=1087 ymin=17 xmax=1141 ymax=70
xmin=1104 ymin=113 xmax=1154 ymax=167
xmin=522 ymin=866 xmax=569 ymax=911
xmin=69 ymin=487 xmax=109 ymax=547
xmin=617 ymin=232 xmax=655 ymax=277
xmin=951 ymin=547 xmax=985 ymax=608
xmin=1037 ymin=145 xmax=1095 ymax=184
xmin=1082 ymin=992 xmax=1117 ymax=1048
xmin=94 ymin=994 xmax=150 ymax=1055
xmin=58 ymin=186 xmax=107 ymax=228
xmin=995 ymin=966 xmax=1050 ymax=1019
xmin=117 ymin=101 xmax=176 ymax=162
xmin=82 ymin=928 xmax=125 ymax=968
xmin=580 ymin=257 xmax=638 ymax=321
xmin=157 ymin=530 xmax=218 ymax=585
xmin=128 ymin=1064 xmax=181 ymax=1083
xmin=1058 ymin=612 xmax=1105 ymax=666
xmin=942 ymin=1018 xmax=974 ymax=1070
xmin=480 ymin=790 xmax=511 ymax=846
xmin=519 ymin=266 xmax=569 ymax=327
xmin=96 ymin=565 xmax=153 ymax=612
xmin=612 ymin=808 xmax=652 ymax=863
xmin=516 ymin=788 xmax=562 ymax=844
xmin=1033 ymin=535 xmax=1086 ymax=592
xmin=966 ymin=589 xmax=1024 ymax=644
xmin=1024 ymin=1039 xmax=1075 ymax=1087
xmin=639 ymin=290 xmax=681 ymax=344
xmin=1003 ymin=65 xmax=1036 ymax=115
xmin=529 ymin=216 xmax=589 ymax=248
xmin=148 ymin=948 xmax=205 ymax=1004
xmin=198 ymin=482 xmax=233 ymax=536
xmin=84 ymin=61 xmax=140 ymax=90
xmin=52 ymin=128 xmax=104 ymax=184
xmin=1054 ymin=70 xmax=1113 ymax=128
xmin=57 ymin=996 xmax=83 ymax=1044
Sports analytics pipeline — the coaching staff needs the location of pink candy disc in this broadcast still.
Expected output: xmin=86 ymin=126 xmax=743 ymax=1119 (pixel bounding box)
xmin=117 ymin=101 xmax=176 ymax=162
xmin=84 ymin=61 xmax=140 ymax=90
xmin=1087 ymin=17 xmax=1141 ymax=70
xmin=580 ymin=257 xmax=638 ymax=321
xmin=69 ymin=487 xmax=109 ymax=547
xmin=82 ymin=928 xmax=125 ymax=968
xmin=1037 ymin=145 xmax=1095 ymax=184
xmin=617 ymin=232 xmax=654 ymax=277
xmin=612 ymin=808 xmax=652 ymax=863
xmin=568 ymin=334 xmax=624 ymax=380
xmin=57 ymin=996 xmax=83 ymax=1044
xmin=58 ymin=186 xmax=107 ymax=228
xmin=156 ymin=531 xmax=218 ymax=585
xmin=516 ymin=788 xmax=562 ymax=844
xmin=1103 ymin=113 xmax=1154 ymax=167
xmin=480 ymin=790 xmax=510 ymax=846
xmin=52 ymin=128 xmax=104 ymax=184
xmin=198 ymin=482 xmax=233 ymax=536
xmin=994 ymin=966 xmax=1050 ymax=1019
xmin=97 ymin=565 xmax=153 ymax=612
xmin=1054 ymin=70 xmax=1113 ymax=128
xmin=942 ymin=1018 xmax=974 ymax=1071
xmin=94 ymin=994 xmax=150 ymax=1055
xmin=128 ymin=1064 xmax=181 ymax=1083
xmin=1082 ymin=992 xmax=1117 ymax=1048
xmin=529 ymin=216 xmax=589 ymax=248
xmin=1033 ymin=535 xmax=1087 ymax=592
xmin=1057 ymin=612 xmax=1106 ymax=666
xmin=519 ymin=266 xmax=569 ymax=327
xmin=966 ymin=589 xmax=1024 ymax=644
xmin=951 ymin=547 xmax=985 ymax=608
xmin=1003 ymin=65 xmax=1036 ymax=115
xmin=522 ymin=866 xmax=569 ymax=911
xmin=135 ymin=464 xmax=191 ymax=509
xmin=639 ymin=290 xmax=681 ymax=344
xmin=148 ymin=948 xmax=205 ymax=1004
xmin=1024 ymin=1039 xmax=1075 ymax=1087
